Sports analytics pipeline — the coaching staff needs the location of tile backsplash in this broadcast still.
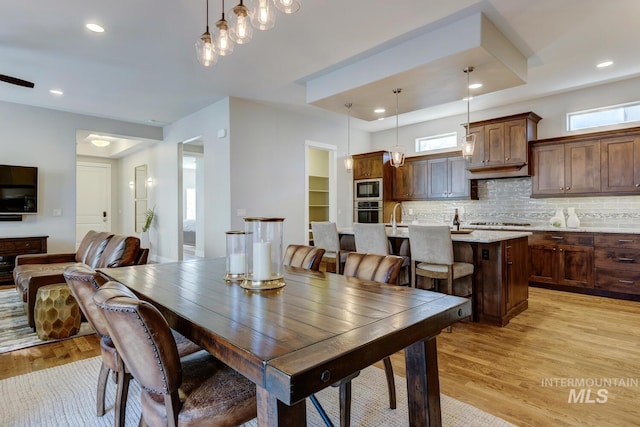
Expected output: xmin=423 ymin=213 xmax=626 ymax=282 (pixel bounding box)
xmin=403 ymin=177 xmax=640 ymax=230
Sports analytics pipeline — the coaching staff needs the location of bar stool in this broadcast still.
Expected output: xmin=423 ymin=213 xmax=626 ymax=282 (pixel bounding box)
xmin=353 ymin=223 xmax=410 ymax=285
xmin=408 ymin=225 xmax=474 ymax=328
xmin=311 ymin=221 xmax=348 ymax=274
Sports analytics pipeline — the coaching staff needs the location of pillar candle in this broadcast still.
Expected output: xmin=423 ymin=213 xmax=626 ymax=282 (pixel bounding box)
xmin=253 ymin=242 xmax=272 ymax=280
xmin=229 ymin=253 xmax=245 ymax=274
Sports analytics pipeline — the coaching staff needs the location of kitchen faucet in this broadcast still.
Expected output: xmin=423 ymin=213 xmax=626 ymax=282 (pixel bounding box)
xmin=391 ymin=203 xmax=402 ymax=234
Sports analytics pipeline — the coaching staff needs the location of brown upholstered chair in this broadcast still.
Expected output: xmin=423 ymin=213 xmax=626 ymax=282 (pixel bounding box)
xmin=283 ymin=244 xmax=325 ymax=271
xmin=94 ymin=281 xmax=257 ymax=427
xmin=63 ymin=265 xmax=200 ymax=427
xmin=352 ymin=223 xmax=411 ymax=285
xmin=325 ymin=252 xmax=404 ymax=426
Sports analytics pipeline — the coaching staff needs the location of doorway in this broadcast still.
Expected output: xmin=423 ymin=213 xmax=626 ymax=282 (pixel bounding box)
xmin=305 ymin=142 xmax=337 ymax=243
xmin=179 ymin=140 xmax=205 ymax=260
xmin=76 ymin=161 xmax=111 ymax=248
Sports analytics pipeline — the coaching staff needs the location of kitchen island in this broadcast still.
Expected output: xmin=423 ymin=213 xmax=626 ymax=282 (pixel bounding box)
xmin=340 ymin=227 xmax=531 ymax=326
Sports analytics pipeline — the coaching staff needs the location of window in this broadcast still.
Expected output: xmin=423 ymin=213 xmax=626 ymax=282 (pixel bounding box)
xmin=568 ymin=101 xmax=640 ymax=131
xmin=415 ymin=132 xmax=458 ymax=153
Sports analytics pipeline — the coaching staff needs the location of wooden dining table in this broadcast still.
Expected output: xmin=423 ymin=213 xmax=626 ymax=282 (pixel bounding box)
xmin=101 ymin=257 xmax=470 ymax=426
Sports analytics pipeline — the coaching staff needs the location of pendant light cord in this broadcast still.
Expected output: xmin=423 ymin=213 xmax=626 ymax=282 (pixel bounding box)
xmin=394 ymin=88 xmax=401 ymax=148
xmin=465 ymin=66 xmax=473 ymax=136
xmin=206 ymin=0 xmax=209 ymax=31
xmin=346 ymin=103 xmax=352 ymax=155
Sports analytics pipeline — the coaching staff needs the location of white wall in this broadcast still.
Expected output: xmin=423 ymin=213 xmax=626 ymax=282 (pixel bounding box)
xmin=160 ymin=98 xmax=231 ymax=261
xmin=371 ymin=76 xmax=640 ymax=155
xmin=0 ymin=101 xmax=161 ymax=253
xmin=228 ymin=98 xmax=371 ymax=249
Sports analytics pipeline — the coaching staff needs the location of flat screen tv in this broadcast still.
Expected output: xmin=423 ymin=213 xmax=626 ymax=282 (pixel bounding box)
xmin=0 ymin=165 xmax=38 ymax=214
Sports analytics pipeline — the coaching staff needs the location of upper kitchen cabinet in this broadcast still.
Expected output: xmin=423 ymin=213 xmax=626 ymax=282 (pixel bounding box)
xmin=391 ymin=152 xmax=477 ymax=201
xmin=393 ymin=157 xmax=428 ymax=201
xmin=601 ymin=135 xmax=640 ymax=193
xmin=427 ymin=155 xmax=474 ymax=200
xmin=466 ymin=112 xmax=542 ymax=179
xmin=532 ymin=126 xmax=640 ymax=197
xmin=353 ymin=151 xmax=386 ymax=179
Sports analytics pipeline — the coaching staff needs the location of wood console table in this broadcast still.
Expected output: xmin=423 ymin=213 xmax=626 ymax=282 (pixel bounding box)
xmin=0 ymin=236 xmax=48 ymax=285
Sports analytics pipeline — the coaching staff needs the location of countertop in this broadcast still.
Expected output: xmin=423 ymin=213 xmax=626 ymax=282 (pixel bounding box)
xmin=379 ymin=222 xmax=640 ymax=235
xmin=339 ymin=227 xmax=531 ymax=243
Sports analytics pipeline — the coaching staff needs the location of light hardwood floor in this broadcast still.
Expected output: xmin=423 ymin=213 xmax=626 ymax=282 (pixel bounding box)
xmin=1 ymin=287 xmax=639 ymax=426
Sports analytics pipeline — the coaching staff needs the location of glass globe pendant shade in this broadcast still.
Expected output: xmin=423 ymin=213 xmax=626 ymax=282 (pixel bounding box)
xmin=344 ymin=156 xmax=354 ymax=172
xmin=247 ymin=0 xmax=276 ymax=30
xmin=195 ymin=30 xmax=217 ymax=66
xmin=273 ymin=0 xmax=300 ymax=14
xmin=461 ymin=132 xmax=476 ymax=160
xmin=390 ymin=147 xmax=405 ymax=168
xmin=214 ymin=18 xmax=235 ymax=56
xmin=228 ymin=2 xmax=253 ymax=44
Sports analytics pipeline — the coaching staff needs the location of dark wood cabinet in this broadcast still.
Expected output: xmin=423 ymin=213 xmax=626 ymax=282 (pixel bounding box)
xmin=529 ymin=231 xmax=594 ymax=289
xmin=393 ymin=158 xmax=428 ymax=201
xmin=532 ymin=126 xmax=640 ymax=197
xmin=426 ymin=155 xmax=470 ymax=199
xmin=601 ymin=135 xmax=640 ymax=193
xmin=594 ymin=233 xmax=640 ymax=297
xmin=353 ymin=152 xmax=385 ymax=179
xmin=0 ymin=236 xmax=48 ymax=285
xmin=474 ymin=236 xmax=529 ymax=326
xmin=392 ymin=152 xmax=476 ymax=201
xmin=532 ymin=140 xmax=601 ymax=196
xmin=466 ymin=112 xmax=541 ymax=178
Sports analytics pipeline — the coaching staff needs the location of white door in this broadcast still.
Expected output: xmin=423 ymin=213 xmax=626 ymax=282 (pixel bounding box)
xmin=76 ymin=162 xmax=111 ymax=247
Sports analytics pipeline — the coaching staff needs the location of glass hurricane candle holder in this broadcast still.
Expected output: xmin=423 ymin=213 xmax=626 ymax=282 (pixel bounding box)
xmin=225 ymin=231 xmax=246 ymax=282
xmin=242 ymin=217 xmax=285 ymax=290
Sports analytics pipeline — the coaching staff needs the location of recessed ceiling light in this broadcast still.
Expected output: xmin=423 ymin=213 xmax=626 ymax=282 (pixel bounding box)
xmin=86 ymin=23 xmax=105 ymax=33
xmin=468 ymin=83 xmax=483 ymax=89
xmin=374 ymin=108 xmax=385 ymax=114
xmin=49 ymin=89 xmax=63 ymax=95
xmin=91 ymin=139 xmax=111 ymax=148
xmin=597 ymin=60 xmax=613 ymax=68
xmin=377 ymin=117 xmax=384 ymax=121
xmin=462 ymin=97 xmax=474 ymax=101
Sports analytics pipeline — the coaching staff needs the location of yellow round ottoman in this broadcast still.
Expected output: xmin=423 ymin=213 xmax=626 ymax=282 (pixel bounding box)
xmin=34 ymin=284 xmax=81 ymax=340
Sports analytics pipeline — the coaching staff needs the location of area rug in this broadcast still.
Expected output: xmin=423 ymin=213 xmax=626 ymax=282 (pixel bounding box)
xmin=0 ymin=288 xmax=94 ymax=354
xmin=0 ymin=356 xmax=514 ymax=426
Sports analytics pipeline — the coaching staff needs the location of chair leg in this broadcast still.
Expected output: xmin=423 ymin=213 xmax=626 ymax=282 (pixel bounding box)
xmin=382 ymin=356 xmax=397 ymax=409
xmin=339 ymin=380 xmax=352 ymax=427
xmin=96 ymin=362 xmax=110 ymax=416
xmin=115 ymin=371 xmax=131 ymax=427
xmin=309 ymin=394 xmax=334 ymax=427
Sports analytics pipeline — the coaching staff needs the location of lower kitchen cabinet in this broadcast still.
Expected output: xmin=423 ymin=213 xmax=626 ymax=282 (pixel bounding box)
xmin=529 ymin=231 xmax=594 ymax=289
xmin=594 ymin=233 xmax=640 ymax=296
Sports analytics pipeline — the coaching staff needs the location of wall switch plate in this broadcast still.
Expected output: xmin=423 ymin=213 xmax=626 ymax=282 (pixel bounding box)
xmin=236 ymin=208 xmax=246 ymax=217
xmin=52 ymin=209 xmax=62 ymax=217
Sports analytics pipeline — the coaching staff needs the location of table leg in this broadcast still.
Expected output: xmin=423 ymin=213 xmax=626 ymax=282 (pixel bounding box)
xmin=404 ymin=336 xmax=442 ymax=426
xmin=257 ymin=386 xmax=307 ymax=426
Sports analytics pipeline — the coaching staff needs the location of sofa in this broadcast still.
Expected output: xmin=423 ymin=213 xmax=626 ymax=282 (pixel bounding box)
xmin=13 ymin=230 xmax=148 ymax=329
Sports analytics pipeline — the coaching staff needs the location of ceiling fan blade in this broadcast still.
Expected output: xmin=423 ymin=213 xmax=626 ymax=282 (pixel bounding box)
xmin=0 ymin=74 xmax=35 ymax=88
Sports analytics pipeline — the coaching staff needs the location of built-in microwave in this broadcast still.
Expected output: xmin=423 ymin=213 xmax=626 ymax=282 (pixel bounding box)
xmin=354 ymin=178 xmax=383 ymax=201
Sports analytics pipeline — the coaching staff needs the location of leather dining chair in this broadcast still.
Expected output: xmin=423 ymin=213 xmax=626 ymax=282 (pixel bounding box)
xmin=324 ymin=252 xmax=404 ymax=427
xmin=352 ymin=222 xmax=411 ymax=285
xmin=63 ymin=265 xmax=201 ymax=427
xmin=408 ymin=225 xmax=474 ymax=329
xmin=93 ymin=281 xmax=257 ymax=427
xmin=311 ymin=221 xmax=348 ymax=274
xmin=283 ymin=244 xmax=325 ymax=271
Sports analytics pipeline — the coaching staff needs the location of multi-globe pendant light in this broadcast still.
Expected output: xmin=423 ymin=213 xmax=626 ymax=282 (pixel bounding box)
xmin=195 ymin=0 xmax=216 ymax=67
xmin=196 ymin=0 xmax=300 ymax=66
xmin=344 ymin=103 xmax=353 ymax=172
xmin=461 ymin=66 xmax=476 ymax=160
xmin=389 ymin=88 xmax=405 ymax=168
